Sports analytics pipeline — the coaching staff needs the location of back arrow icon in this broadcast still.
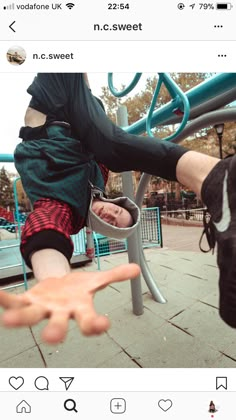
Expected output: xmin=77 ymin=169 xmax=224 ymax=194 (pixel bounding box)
xmin=9 ymin=21 xmax=16 ymax=32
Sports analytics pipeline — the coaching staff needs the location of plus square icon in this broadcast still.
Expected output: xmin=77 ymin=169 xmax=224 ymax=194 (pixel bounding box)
xmin=110 ymin=398 xmax=126 ymax=414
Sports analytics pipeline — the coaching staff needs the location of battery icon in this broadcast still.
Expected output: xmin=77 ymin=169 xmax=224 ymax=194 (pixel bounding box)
xmin=216 ymin=3 xmax=233 ymax=9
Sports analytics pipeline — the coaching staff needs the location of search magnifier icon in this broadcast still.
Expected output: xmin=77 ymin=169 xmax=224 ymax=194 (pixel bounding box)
xmin=64 ymin=399 xmax=78 ymax=413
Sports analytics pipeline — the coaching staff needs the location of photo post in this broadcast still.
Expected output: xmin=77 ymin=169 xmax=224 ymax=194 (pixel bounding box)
xmin=0 ymin=1 xmax=235 ymax=418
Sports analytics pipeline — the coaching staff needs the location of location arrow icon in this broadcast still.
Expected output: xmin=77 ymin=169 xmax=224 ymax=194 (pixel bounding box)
xmin=59 ymin=377 xmax=74 ymax=390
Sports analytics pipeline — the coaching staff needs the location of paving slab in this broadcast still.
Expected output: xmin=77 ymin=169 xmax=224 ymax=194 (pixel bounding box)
xmin=210 ymin=354 xmax=236 ymax=368
xmin=163 ymin=273 xmax=217 ymax=300
xmin=30 ymin=318 xmax=79 ymax=345
xmin=143 ymin=288 xmax=197 ymax=321
xmin=97 ymin=351 xmax=140 ymax=368
xmin=0 ymin=322 xmax=36 ymax=363
xmin=160 ymin=224 xmax=209 ymax=253
xmin=199 ymin=290 xmax=219 ymax=309
xmin=38 ymin=327 xmax=123 ymax=368
xmin=170 ymin=301 xmax=236 ymax=353
xmin=0 ymin=346 xmax=46 ymax=368
xmin=220 ymin=340 xmax=236 ymax=361
xmin=94 ymin=286 xmax=133 ymax=314
xmin=107 ymin=306 xmax=165 ymax=349
xmin=125 ymin=322 xmax=222 ymax=368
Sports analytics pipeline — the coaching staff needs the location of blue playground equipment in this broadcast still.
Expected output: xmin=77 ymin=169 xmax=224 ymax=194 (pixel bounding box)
xmin=1 ymin=72 xmax=236 ymax=312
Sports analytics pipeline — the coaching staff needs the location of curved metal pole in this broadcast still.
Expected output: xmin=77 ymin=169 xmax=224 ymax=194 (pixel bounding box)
xmin=117 ymin=106 xmax=167 ymax=305
xmin=135 ymin=174 xmax=167 ymax=303
xmin=116 ymin=106 xmax=143 ymax=315
xmin=172 ymin=107 xmax=236 ymax=144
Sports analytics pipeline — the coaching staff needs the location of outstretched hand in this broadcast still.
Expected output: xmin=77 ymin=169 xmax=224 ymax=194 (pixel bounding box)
xmin=0 ymin=263 xmax=140 ymax=344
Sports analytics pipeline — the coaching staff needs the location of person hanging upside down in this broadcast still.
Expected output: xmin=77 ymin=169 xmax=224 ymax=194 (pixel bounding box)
xmin=0 ymin=73 xmax=235 ymax=344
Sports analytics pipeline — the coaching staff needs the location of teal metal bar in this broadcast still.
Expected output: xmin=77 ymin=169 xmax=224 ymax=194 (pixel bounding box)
xmin=107 ymin=73 xmax=236 ymax=136
xmin=0 ymin=154 xmax=14 ymax=162
xmin=108 ymin=73 xmax=142 ymax=97
xmin=146 ymin=73 xmax=190 ymax=142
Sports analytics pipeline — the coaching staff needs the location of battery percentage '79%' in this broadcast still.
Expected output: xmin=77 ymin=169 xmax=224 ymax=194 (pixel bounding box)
xmin=199 ymin=3 xmax=215 ymax=9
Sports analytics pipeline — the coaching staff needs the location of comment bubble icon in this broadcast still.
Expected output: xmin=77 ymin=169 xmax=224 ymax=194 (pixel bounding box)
xmin=34 ymin=376 xmax=49 ymax=391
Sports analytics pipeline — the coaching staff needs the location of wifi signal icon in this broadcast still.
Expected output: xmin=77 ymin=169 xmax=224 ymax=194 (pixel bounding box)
xmin=66 ymin=2 xmax=75 ymax=9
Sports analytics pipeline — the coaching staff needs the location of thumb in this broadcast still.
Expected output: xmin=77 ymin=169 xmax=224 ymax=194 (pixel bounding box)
xmin=95 ymin=263 xmax=141 ymax=290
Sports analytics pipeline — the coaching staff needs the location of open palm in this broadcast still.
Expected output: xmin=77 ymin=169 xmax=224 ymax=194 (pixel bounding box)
xmin=0 ymin=263 xmax=140 ymax=344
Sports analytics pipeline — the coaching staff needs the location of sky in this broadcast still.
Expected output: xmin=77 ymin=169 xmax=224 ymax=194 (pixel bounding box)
xmin=0 ymin=72 xmax=155 ymax=172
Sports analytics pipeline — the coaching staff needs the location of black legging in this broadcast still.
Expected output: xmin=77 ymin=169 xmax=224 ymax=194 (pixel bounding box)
xmin=26 ymin=73 xmax=188 ymax=181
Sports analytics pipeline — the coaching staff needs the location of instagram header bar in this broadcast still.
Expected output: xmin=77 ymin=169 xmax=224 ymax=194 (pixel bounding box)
xmin=0 ymin=0 xmax=235 ymax=41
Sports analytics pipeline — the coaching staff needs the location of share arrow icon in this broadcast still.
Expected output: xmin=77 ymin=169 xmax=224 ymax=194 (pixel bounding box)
xmin=59 ymin=377 xmax=74 ymax=390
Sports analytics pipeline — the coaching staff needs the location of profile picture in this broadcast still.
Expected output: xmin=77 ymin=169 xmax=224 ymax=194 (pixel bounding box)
xmin=208 ymin=400 xmax=218 ymax=414
xmin=6 ymin=45 xmax=26 ymax=65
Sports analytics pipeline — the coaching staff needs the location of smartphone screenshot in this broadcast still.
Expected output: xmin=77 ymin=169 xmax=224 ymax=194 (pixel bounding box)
xmin=0 ymin=1 xmax=236 ymax=418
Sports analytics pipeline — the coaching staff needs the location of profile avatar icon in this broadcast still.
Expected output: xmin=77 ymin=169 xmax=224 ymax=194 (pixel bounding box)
xmin=7 ymin=46 xmax=26 ymax=65
xmin=209 ymin=400 xmax=217 ymax=413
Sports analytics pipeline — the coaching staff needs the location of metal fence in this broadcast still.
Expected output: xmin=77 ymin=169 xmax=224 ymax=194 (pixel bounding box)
xmin=0 ymin=225 xmax=21 ymax=273
xmin=71 ymin=229 xmax=86 ymax=255
xmin=141 ymin=207 xmax=163 ymax=247
xmin=162 ymin=207 xmax=205 ymax=221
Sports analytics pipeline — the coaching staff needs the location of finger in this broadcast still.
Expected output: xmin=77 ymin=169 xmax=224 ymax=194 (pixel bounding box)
xmin=1 ymin=305 xmax=48 ymax=327
xmin=0 ymin=291 xmax=25 ymax=309
xmin=75 ymin=312 xmax=110 ymax=336
xmin=93 ymin=263 xmax=141 ymax=291
xmin=41 ymin=312 xmax=69 ymax=344
xmin=74 ymin=305 xmax=110 ymax=336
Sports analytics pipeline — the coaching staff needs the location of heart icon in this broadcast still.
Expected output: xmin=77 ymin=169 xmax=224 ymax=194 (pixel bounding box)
xmin=158 ymin=399 xmax=173 ymax=411
xmin=9 ymin=376 xmax=24 ymax=390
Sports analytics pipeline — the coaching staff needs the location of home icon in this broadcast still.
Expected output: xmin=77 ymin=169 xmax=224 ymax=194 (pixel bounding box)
xmin=16 ymin=400 xmax=31 ymax=413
